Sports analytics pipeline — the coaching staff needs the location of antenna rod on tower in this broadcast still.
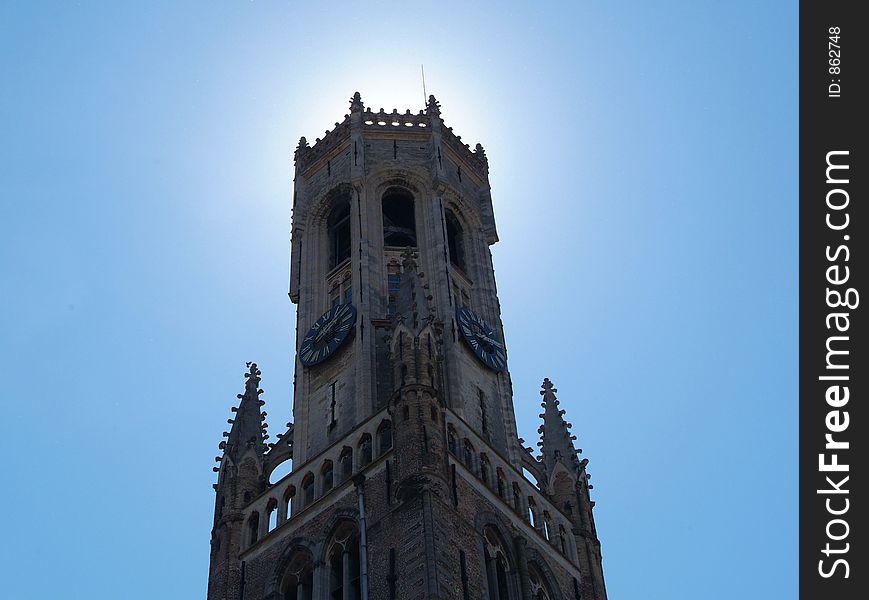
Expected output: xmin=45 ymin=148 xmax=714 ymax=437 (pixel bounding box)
xmin=421 ymin=64 xmax=427 ymax=105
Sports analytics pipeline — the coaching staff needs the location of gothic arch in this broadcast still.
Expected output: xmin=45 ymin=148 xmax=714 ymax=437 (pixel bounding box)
xmin=376 ymin=418 xmax=393 ymax=455
xmin=264 ymin=537 xmax=317 ymax=600
xmin=322 ymin=516 xmax=362 ymax=600
xmin=473 ymin=511 xmax=516 ymax=566
xmin=520 ymin=456 xmax=547 ymax=493
xmin=357 ymin=432 xmax=373 ymax=467
xmin=339 ymin=446 xmax=353 ymax=481
xmin=480 ymin=522 xmax=518 ymax=600
xmin=318 ymin=511 xmax=361 ymax=562
xmin=381 ymin=186 xmax=418 ymax=247
xmin=441 ymin=190 xmax=486 ymax=289
xmin=444 ymin=208 xmax=467 ymax=271
xmin=441 ymin=192 xmax=483 ymax=236
xmin=367 ymin=168 xmax=429 ymax=201
xmin=369 ymin=169 xmax=432 ymax=250
xmin=549 ymin=462 xmax=576 ymax=494
xmin=265 ymin=456 xmax=294 ymax=486
xmin=524 ymin=549 xmax=565 ymax=600
xmin=306 ymin=183 xmax=355 ymax=231
xmin=301 ymin=183 xmax=356 ymax=300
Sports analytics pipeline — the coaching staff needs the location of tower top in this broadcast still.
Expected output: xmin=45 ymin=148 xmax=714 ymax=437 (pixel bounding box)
xmin=292 ymin=92 xmax=489 ymax=180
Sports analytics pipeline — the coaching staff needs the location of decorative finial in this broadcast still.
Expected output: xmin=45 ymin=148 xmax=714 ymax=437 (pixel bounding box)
xmin=244 ymin=362 xmax=261 ymax=394
xmin=474 ymin=143 xmax=488 ymax=163
xmin=294 ymin=136 xmax=310 ymax=160
xmin=350 ymin=91 xmax=364 ymax=112
xmin=426 ymin=94 xmax=441 ymax=116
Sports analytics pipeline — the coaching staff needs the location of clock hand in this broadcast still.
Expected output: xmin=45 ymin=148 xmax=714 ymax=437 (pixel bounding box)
xmin=315 ymin=319 xmax=338 ymax=343
xmin=478 ymin=333 xmax=503 ymax=349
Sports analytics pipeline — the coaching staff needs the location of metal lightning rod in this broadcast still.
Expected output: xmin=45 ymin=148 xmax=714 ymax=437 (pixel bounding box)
xmin=421 ymin=64 xmax=427 ymax=105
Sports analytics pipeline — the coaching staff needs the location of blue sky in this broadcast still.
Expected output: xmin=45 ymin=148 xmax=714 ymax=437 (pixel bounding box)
xmin=0 ymin=1 xmax=796 ymax=598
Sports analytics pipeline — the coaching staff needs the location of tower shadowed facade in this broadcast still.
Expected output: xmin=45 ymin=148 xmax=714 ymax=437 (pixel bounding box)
xmin=208 ymin=93 xmax=607 ymax=600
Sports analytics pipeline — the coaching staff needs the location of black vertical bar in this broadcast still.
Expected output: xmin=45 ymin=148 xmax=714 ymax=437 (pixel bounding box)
xmin=459 ymin=550 xmax=470 ymax=600
xmin=388 ymin=548 xmax=396 ymax=600
xmin=800 ymin=2 xmax=866 ymax=597
xmin=451 ymin=463 xmax=459 ymax=507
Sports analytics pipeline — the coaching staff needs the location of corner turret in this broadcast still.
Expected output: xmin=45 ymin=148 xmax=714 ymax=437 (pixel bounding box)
xmin=538 ymin=378 xmax=583 ymax=477
xmin=536 ymin=378 xmax=607 ymax=600
xmin=208 ymin=363 xmax=270 ymax=600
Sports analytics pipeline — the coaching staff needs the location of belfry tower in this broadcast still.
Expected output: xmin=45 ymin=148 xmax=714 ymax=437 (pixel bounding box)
xmin=208 ymin=93 xmax=607 ymax=600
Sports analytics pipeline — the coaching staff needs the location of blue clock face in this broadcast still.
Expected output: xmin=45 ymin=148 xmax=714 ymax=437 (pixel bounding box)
xmin=456 ymin=308 xmax=507 ymax=372
xmin=299 ymin=304 xmax=357 ymax=367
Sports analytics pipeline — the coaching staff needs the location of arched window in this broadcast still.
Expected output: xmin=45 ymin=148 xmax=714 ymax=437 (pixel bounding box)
xmin=216 ymin=495 xmax=225 ymax=522
xmin=328 ymin=195 xmax=351 ymax=270
xmin=496 ymin=469 xmax=506 ymax=499
xmin=480 ymin=454 xmax=492 ymax=485
xmin=327 ymin=523 xmax=362 ymax=600
xmin=496 ymin=558 xmax=510 ymax=600
xmin=528 ymin=563 xmax=553 ymax=600
xmin=521 ymin=467 xmax=541 ymax=491
xmin=377 ymin=420 xmax=392 ymax=455
xmin=542 ymin=512 xmax=552 ymax=541
xmin=512 ymin=482 xmax=522 ymax=513
xmin=483 ymin=526 xmax=512 ymax=600
xmin=447 ymin=426 xmax=458 ymax=455
xmin=358 ymin=433 xmax=372 ymax=467
xmin=280 ymin=550 xmax=314 ymax=600
xmin=339 ymin=447 xmax=353 ymax=481
xmin=247 ymin=511 xmax=260 ymax=547
xmin=267 ymin=498 xmax=279 ymax=531
xmin=382 ymin=188 xmax=416 ymax=247
xmin=301 ymin=473 xmax=315 ymax=507
xmin=528 ymin=498 xmax=538 ymax=528
xmin=321 ymin=460 xmax=334 ymax=494
xmin=270 ymin=458 xmax=294 ymax=484
xmin=463 ymin=439 xmax=475 ymax=470
xmin=282 ymin=486 xmax=296 ymax=523
xmin=558 ymin=524 xmax=568 ymax=555
xmin=445 ymin=209 xmax=466 ymax=271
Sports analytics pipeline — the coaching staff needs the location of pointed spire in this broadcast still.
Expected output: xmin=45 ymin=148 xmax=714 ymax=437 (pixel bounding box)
xmin=349 ymin=91 xmax=364 ymax=113
xmin=426 ymin=94 xmax=441 ymax=116
xmin=225 ymin=362 xmax=268 ymax=460
xmin=538 ymin=378 xmax=582 ymax=477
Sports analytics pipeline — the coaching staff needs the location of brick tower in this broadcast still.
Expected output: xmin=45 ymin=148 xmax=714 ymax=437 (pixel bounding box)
xmin=207 ymin=93 xmax=607 ymax=600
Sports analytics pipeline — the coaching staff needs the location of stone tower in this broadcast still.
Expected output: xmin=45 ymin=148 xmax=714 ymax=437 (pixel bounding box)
xmin=208 ymin=93 xmax=607 ymax=600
